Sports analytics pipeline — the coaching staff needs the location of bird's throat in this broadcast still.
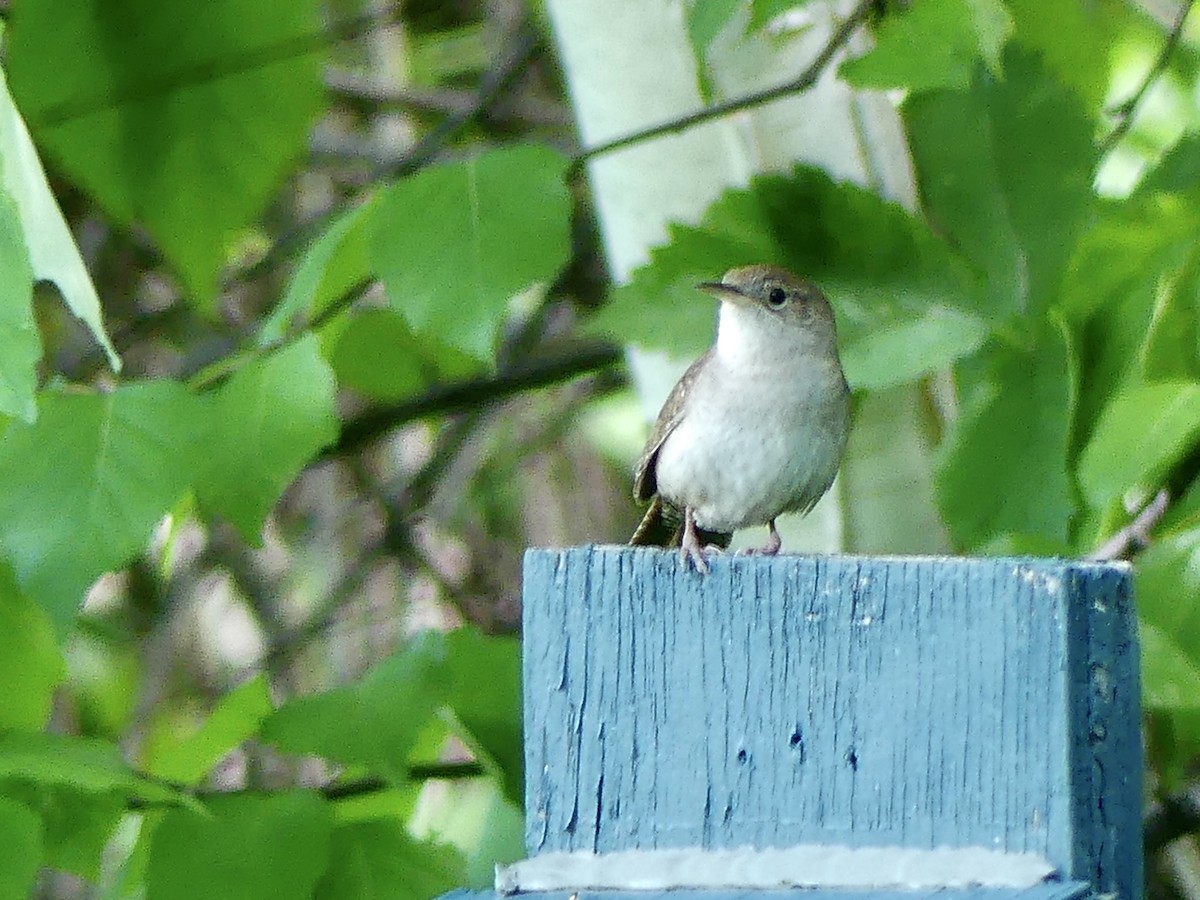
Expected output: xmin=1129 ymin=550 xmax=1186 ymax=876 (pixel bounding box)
xmin=715 ymin=304 xmax=816 ymax=370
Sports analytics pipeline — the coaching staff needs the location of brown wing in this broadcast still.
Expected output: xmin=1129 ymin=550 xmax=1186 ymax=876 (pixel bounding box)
xmin=632 ymin=351 xmax=711 ymax=502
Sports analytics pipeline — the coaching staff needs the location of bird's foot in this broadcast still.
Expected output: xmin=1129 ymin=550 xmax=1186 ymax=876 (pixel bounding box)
xmin=680 ymin=543 xmax=721 ymax=573
xmin=738 ymin=519 xmax=783 ymax=557
xmin=679 ymin=508 xmax=717 ymax=574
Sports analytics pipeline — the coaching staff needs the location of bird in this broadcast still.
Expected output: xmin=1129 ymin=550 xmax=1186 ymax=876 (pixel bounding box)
xmin=629 ymin=264 xmax=851 ymax=573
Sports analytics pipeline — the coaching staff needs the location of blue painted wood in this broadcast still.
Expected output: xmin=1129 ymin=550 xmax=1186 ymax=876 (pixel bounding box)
xmin=521 ymin=548 xmax=1140 ymax=899
xmin=443 ymin=883 xmax=1094 ymax=900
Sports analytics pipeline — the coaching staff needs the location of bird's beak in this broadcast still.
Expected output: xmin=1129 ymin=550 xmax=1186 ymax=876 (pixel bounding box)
xmin=697 ymin=281 xmax=751 ymax=307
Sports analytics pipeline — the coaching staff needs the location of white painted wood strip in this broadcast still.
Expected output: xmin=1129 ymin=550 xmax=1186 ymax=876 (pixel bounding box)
xmin=496 ymin=845 xmax=1057 ymax=893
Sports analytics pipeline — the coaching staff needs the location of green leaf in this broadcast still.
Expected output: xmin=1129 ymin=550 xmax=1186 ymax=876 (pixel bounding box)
xmin=964 ymin=0 xmax=1015 ymax=74
xmin=410 ymin=23 xmax=489 ymax=86
xmin=1062 ymin=196 xmax=1200 ymax=438
xmin=1137 ymin=531 xmax=1200 ymax=711
xmin=0 ymin=733 xmax=180 ymax=805
xmin=1063 ymin=195 xmax=1198 ymax=323
xmin=405 ymin=769 xmax=524 ymax=888
xmin=0 ymin=563 xmax=63 ymax=732
xmin=6 ymin=0 xmax=326 ymax=303
xmin=0 ymin=67 xmax=117 ymax=370
xmin=749 ymin=0 xmax=816 ymax=32
xmin=329 ymin=782 xmax=422 ymax=826
xmin=590 ymin=166 xmax=985 ymax=382
xmin=0 ymin=381 xmax=198 ymax=633
xmin=0 ymin=190 xmax=37 ymax=422
xmin=315 ymin=821 xmax=466 ymax=900
xmin=261 ymin=632 xmax=448 ymax=782
xmin=193 ymin=337 xmax=337 ymax=542
xmin=841 ymin=305 xmax=988 ymax=391
xmin=1005 ymin=0 xmax=1113 ymax=113
xmin=683 ymin=0 xmax=740 ymax=101
xmin=144 ymin=675 xmax=273 ymax=786
xmin=1077 ymin=381 xmax=1200 ymax=509
xmin=935 ymin=321 xmax=1076 ymax=550
xmin=1137 ymin=527 xmax=1200 ymax=780
xmin=0 ymin=797 xmax=40 ymax=900
xmin=259 ymin=198 xmax=376 ymax=348
xmin=67 ymin=630 xmax=142 ymax=739
xmin=0 ymin=782 xmax=124 ymax=878
xmin=371 ymin=144 xmax=572 ymax=361
xmin=687 ymin=0 xmax=741 ymax=59
xmin=1141 ymin=622 xmax=1200 ymax=711
xmin=443 ymin=629 xmax=522 ymax=804
xmin=148 ymin=792 xmax=332 ymax=900
xmin=1140 ymin=134 xmax=1200 ymax=197
xmin=97 ymin=806 xmax=157 ymax=898
xmin=839 ymin=0 xmax=1012 ymax=92
xmin=329 ymin=308 xmax=479 ymax=402
xmin=1142 ymin=261 xmax=1200 ymax=383
xmin=904 ymin=49 xmax=1094 ymax=319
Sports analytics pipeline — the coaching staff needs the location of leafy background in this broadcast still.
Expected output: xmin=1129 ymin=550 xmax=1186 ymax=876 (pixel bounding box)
xmin=0 ymin=0 xmax=1199 ymax=896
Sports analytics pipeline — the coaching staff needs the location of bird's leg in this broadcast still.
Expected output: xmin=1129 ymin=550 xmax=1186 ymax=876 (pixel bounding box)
xmin=761 ymin=519 xmax=783 ymax=555
xmin=679 ymin=507 xmax=711 ymax=574
xmin=738 ymin=519 xmax=783 ymax=556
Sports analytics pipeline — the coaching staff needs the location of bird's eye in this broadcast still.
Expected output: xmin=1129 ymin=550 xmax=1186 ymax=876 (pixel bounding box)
xmin=767 ymin=287 xmax=788 ymax=308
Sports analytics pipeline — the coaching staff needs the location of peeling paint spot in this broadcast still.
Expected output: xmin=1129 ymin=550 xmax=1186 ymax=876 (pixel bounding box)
xmin=1017 ymin=566 xmax=1062 ymax=594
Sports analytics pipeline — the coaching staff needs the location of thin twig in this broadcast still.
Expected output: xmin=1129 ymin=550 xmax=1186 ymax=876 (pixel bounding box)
xmin=1102 ymin=0 xmax=1196 ymax=152
xmin=1088 ymin=488 xmax=1170 ymax=561
xmin=319 ymin=764 xmax=487 ymax=800
xmin=329 ymin=338 xmax=622 ymax=457
xmin=183 ymin=276 xmax=375 ymax=392
xmin=325 ymin=69 xmax=479 ymax=114
xmin=127 ymin=761 xmax=487 ymax=810
xmin=325 ymin=68 xmax=571 ymax=127
xmin=575 ymin=0 xmax=876 ymax=164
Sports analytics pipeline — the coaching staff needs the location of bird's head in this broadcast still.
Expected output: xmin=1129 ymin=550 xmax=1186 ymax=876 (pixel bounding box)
xmin=698 ymin=265 xmax=839 ymax=361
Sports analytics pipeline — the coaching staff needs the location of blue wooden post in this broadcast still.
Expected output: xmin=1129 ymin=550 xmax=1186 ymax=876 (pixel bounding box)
xmin=444 ymin=548 xmax=1140 ymax=899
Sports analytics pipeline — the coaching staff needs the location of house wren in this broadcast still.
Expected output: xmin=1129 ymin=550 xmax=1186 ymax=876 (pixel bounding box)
xmin=630 ymin=264 xmax=851 ymax=572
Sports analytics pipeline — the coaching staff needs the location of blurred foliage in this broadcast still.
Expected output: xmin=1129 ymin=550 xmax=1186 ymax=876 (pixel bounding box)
xmin=0 ymin=0 xmax=1198 ymax=896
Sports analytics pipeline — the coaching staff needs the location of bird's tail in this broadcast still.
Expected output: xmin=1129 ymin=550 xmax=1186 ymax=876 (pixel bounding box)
xmin=629 ymin=497 xmax=732 ymax=550
xmin=629 ymin=496 xmax=675 ymax=546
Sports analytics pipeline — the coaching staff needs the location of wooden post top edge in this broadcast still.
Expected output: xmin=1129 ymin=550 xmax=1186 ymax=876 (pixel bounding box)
xmin=522 ymin=545 xmax=1132 ymax=576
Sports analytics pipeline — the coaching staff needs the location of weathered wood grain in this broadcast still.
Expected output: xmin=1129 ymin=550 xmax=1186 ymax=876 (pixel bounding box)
xmin=521 ymin=548 xmax=1138 ymax=898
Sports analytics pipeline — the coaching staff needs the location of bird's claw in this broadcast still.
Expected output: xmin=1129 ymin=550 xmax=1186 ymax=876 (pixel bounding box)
xmin=679 ymin=543 xmax=725 ymax=573
xmin=679 ymin=544 xmax=709 ymax=574
xmin=679 ymin=508 xmax=721 ymax=574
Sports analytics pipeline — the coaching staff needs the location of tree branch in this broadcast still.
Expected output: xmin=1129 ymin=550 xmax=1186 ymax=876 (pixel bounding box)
xmin=329 ymin=338 xmax=622 ymax=457
xmin=1088 ymin=488 xmax=1170 ymax=561
xmin=575 ymin=0 xmax=876 ymax=164
xmin=183 ymin=276 xmax=375 ymax=392
xmin=318 ymin=763 xmax=487 ymax=801
xmin=1102 ymin=0 xmax=1196 ymax=152
xmin=128 ymin=761 xmax=487 ymax=810
xmin=325 ymin=67 xmax=570 ymax=127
